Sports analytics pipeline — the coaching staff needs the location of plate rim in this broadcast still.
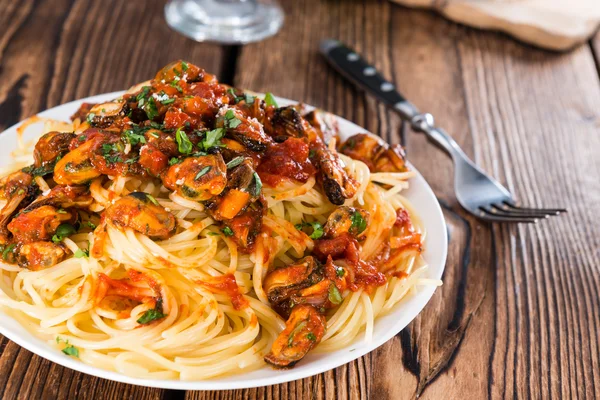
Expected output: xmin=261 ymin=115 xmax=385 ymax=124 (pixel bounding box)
xmin=0 ymin=91 xmax=447 ymax=390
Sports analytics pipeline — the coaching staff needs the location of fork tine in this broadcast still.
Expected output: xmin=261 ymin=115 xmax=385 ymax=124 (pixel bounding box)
xmin=479 ymin=206 xmax=541 ymax=223
xmin=504 ymin=201 xmax=567 ymax=215
xmin=492 ymin=203 xmax=557 ymax=217
xmin=478 ymin=213 xmax=539 ymax=224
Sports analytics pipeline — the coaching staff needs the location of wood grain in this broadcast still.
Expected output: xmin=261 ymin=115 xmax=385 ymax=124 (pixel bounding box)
xmin=0 ymin=0 xmax=221 ymax=399
xmin=1 ymin=0 xmax=599 ymax=399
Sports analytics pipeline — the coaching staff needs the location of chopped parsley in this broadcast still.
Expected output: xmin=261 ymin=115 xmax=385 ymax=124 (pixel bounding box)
xmin=221 ymin=226 xmax=234 ymax=236
xmin=168 ymin=157 xmax=181 ymax=166
xmin=136 ymin=86 xmax=158 ymax=120
xmin=146 ymin=194 xmax=159 ymax=206
xmin=228 ymin=88 xmax=256 ymax=105
xmin=306 ymin=332 xmax=316 ymax=341
xmin=194 ymin=166 xmax=212 ymax=180
xmin=86 ymin=113 xmax=95 ymax=124
xmin=170 ymin=81 xmax=183 ymax=93
xmin=137 ymin=298 xmax=166 ymax=325
xmin=200 ymin=128 xmax=225 ymax=151
xmin=226 ymin=156 xmax=244 ymax=169
xmin=122 ymin=128 xmax=147 ymax=146
xmin=175 ymin=127 xmax=193 ymax=154
xmin=56 ymin=338 xmax=79 ymax=358
xmin=264 ymin=92 xmax=278 ymax=107
xmin=223 ymin=109 xmax=242 ymax=129
xmin=2 ymin=244 xmax=15 ymax=260
xmin=287 ymin=321 xmax=307 ymax=347
xmin=295 ymin=221 xmax=324 ymax=239
xmin=251 ymin=172 xmax=262 ymax=196
xmin=350 ymin=211 xmax=367 ymax=234
xmin=52 ymin=223 xmax=76 ymax=243
xmin=74 ymin=248 xmax=89 ymax=258
xmin=85 ymin=221 xmax=97 ymax=229
xmin=328 ymin=284 xmax=342 ymax=305
xmin=335 ymin=266 xmax=345 ymax=277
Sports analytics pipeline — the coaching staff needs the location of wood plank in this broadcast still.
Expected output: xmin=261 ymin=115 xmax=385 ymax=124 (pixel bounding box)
xmin=189 ymin=1 xmax=488 ymax=399
xmin=454 ymin=34 xmax=600 ymax=399
xmin=192 ymin=1 xmax=600 ymax=399
xmin=0 ymin=0 xmax=222 ymax=398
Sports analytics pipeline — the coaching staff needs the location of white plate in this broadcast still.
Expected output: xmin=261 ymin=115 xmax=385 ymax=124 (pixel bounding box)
xmin=0 ymin=92 xmax=447 ymax=390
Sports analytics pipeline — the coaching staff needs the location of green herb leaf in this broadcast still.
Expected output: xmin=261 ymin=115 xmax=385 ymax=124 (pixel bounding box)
xmin=2 ymin=244 xmax=15 ymax=260
xmin=86 ymin=113 xmax=95 ymax=123
xmin=175 ymin=127 xmax=193 ymax=154
xmin=194 ymin=166 xmax=211 ymax=180
xmin=181 ymin=61 xmax=189 ymax=72
xmin=201 ymin=128 xmax=225 ymax=151
xmin=252 ymin=172 xmax=262 ymax=197
xmin=223 ymin=109 xmax=242 ymax=129
xmin=137 ymin=308 xmax=166 ymax=324
xmin=309 ymin=222 xmax=324 ymax=239
xmin=85 ymin=221 xmax=97 ymax=229
xmin=62 ymin=344 xmax=79 ymax=358
xmin=74 ymin=248 xmax=89 ymax=258
xmin=335 ymin=266 xmax=345 ymax=277
xmin=264 ymin=92 xmax=278 ymax=107
xmin=146 ymin=194 xmax=159 ymax=206
xmin=221 ymin=226 xmax=234 ymax=236
xmin=226 ymin=156 xmax=244 ymax=169
xmin=306 ymin=332 xmax=316 ymax=341
xmin=52 ymin=223 xmax=76 ymax=243
xmin=328 ymin=284 xmax=343 ymax=305
xmin=168 ymin=157 xmax=181 ymax=166
xmin=350 ymin=212 xmax=367 ymax=234
xmin=287 ymin=321 xmax=307 ymax=347
xmin=122 ymin=129 xmax=147 ymax=146
xmin=295 ymin=221 xmax=324 ymax=239
xmin=170 ymin=81 xmax=183 ymax=93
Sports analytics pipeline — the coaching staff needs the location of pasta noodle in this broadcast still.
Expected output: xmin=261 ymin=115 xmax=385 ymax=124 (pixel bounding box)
xmin=0 ymin=61 xmax=441 ymax=380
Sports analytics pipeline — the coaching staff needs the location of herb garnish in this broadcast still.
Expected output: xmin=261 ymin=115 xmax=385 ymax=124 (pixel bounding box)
xmin=146 ymin=194 xmax=159 ymax=206
xmin=199 ymin=128 xmax=225 ymax=151
xmin=2 ymin=244 xmax=15 ymax=260
xmin=194 ymin=166 xmax=212 ymax=180
xmin=137 ymin=298 xmax=166 ymax=325
xmin=328 ymin=284 xmax=342 ymax=305
xmin=264 ymin=92 xmax=278 ymax=107
xmin=52 ymin=223 xmax=76 ymax=243
xmin=122 ymin=128 xmax=147 ymax=146
xmin=350 ymin=212 xmax=367 ymax=234
xmin=56 ymin=337 xmax=79 ymax=358
xmin=221 ymin=226 xmax=234 ymax=236
xmin=252 ymin=172 xmax=262 ymax=196
xmin=175 ymin=127 xmax=193 ymax=154
xmin=223 ymin=109 xmax=242 ymax=129
xmin=226 ymin=156 xmax=244 ymax=169
xmin=294 ymin=221 xmax=324 ymax=239
xmin=74 ymin=248 xmax=89 ymax=258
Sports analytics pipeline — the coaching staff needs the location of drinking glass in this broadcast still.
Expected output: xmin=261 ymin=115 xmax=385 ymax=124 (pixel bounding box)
xmin=165 ymin=0 xmax=284 ymax=44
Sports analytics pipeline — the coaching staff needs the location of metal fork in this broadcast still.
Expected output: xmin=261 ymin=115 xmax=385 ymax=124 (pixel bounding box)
xmin=320 ymin=39 xmax=566 ymax=223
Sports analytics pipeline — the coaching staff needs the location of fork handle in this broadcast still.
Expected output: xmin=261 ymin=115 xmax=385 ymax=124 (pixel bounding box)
xmin=319 ymin=39 xmax=470 ymax=161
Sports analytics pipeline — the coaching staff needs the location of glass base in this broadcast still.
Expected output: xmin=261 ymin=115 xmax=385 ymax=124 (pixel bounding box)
xmin=165 ymin=0 xmax=284 ymax=44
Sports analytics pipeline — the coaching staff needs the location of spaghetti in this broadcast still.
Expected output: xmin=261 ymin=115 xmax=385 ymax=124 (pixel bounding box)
xmin=0 ymin=61 xmax=440 ymax=380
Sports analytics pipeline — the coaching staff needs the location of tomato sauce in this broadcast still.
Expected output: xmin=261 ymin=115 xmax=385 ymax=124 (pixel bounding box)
xmin=256 ymin=138 xmax=316 ymax=186
xmin=197 ymin=273 xmax=249 ymax=310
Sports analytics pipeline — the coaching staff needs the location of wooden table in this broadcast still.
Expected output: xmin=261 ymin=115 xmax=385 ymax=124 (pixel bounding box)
xmin=0 ymin=0 xmax=598 ymax=399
